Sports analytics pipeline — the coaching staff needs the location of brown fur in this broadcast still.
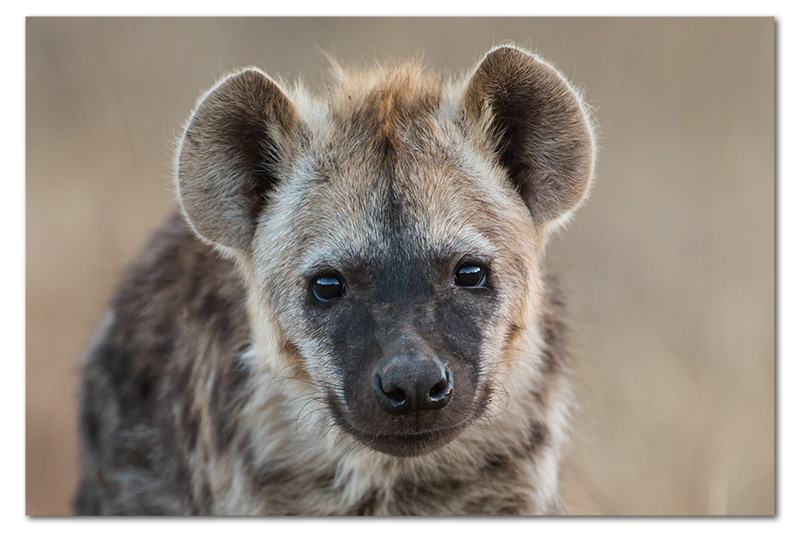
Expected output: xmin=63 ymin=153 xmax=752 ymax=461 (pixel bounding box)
xmin=76 ymin=44 xmax=595 ymax=515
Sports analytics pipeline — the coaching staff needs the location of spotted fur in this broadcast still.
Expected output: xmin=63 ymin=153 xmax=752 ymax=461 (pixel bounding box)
xmin=76 ymin=44 xmax=595 ymax=515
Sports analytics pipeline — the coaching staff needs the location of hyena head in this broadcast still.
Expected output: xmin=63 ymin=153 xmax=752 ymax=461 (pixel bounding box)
xmin=176 ymin=45 xmax=595 ymax=457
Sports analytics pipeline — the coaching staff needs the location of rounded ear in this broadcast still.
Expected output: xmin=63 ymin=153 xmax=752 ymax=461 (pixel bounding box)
xmin=463 ymin=46 xmax=595 ymax=225
xmin=176 ymin=68 xmax=306 ymax=250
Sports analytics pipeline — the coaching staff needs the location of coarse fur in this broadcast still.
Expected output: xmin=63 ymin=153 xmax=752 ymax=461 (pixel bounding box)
xmin=75 ymin=44 xmax=596 ymax=515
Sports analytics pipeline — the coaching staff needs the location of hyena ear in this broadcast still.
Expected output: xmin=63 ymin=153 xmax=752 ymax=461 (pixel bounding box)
xmin=176 ymin=68 xmax=305 ymax=250
xmin=463 ymin=46 xmax=595 ymax=225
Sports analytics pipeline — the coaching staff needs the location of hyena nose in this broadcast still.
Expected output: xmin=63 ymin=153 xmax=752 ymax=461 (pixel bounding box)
xmin=373 ymin=354 xmax=453 ymax=415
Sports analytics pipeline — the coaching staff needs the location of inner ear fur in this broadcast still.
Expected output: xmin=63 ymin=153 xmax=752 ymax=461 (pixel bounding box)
xmin=176 ymin=68 xmax=305 ymax=250
xmin=463 ymin=46 xmax=595 ymax=224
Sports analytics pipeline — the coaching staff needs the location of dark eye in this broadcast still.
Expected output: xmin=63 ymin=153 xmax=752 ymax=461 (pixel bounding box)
xmin=454 ymin=264 xmax=487 ymax=288
xmin=312 ymin=274 xmax=345 ymax=302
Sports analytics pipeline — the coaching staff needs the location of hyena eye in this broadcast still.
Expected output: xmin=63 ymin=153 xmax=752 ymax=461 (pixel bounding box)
xmin=312 ymin=274 xmax=345 ymax=302
xmin=454 ymin=264 xmax=487 ymax=288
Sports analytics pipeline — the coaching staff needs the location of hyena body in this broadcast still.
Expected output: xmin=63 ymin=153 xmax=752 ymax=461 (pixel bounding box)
xmin=76 ymin=45 xmax=595 ymax=515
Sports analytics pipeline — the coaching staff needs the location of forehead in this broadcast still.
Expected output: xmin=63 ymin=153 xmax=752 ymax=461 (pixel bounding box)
xmin=295 ymin=162 xmax=499 ymax=276
xmin=275 ymin=64 xmax=535 ymax=271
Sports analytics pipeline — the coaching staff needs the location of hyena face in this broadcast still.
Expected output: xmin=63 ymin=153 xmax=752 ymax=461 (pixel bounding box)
xmin=176 ymin=46 xmax=594 ymax=457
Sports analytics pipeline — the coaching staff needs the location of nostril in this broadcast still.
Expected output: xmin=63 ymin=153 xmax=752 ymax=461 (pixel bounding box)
xmin=374 ymin=374 xmax=410 ymax=414
xmin=429 ymin=367 xmax=453 ymax=403
xmin=383 ymin=384 xmax=407 ymax=407
xmin=429 ymin=379 xmax=446 ymax=400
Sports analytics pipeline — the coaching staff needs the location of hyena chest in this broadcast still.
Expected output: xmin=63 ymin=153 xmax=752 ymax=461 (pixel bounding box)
xmin=212 ymin=443 xmax=538 ymax=515
xmin=233 ymin=477 xmax=529 ymax=516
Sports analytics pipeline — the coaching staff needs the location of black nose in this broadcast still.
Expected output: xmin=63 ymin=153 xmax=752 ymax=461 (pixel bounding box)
xmin=373 ymin=354 xmax=453 ymax=415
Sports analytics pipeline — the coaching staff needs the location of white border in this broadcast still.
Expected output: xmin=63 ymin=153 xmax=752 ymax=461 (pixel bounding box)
xmin=7 ymin=2 xmax=792 ymax=531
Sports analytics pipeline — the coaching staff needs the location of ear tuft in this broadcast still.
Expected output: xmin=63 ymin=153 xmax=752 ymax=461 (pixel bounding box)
xmin=463 ymin=45 xmax=595 ymax=225
xmin=176 ymin=68 xmax=305 ymax=251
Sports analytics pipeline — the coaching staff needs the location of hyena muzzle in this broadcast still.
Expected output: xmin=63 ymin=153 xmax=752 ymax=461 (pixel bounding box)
xmin=75 ymin=44 xmax=595 ymax=515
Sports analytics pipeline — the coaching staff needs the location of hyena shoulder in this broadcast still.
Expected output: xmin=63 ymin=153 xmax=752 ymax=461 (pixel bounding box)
xmin=76 ymin=214 xmax=252 ymax=514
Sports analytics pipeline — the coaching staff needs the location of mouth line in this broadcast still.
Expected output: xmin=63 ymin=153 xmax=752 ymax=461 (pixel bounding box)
xmin=324 ymin=392 xmax=475 ymax=456
xmin=367 ymin=424 xmax=468 ymax=441
xmin=347 ymin=420 xmax=468 ymax=456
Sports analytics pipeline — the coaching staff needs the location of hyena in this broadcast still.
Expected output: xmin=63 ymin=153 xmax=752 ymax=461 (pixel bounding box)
xmin=75 ymin=44 xmax=595 ymax=515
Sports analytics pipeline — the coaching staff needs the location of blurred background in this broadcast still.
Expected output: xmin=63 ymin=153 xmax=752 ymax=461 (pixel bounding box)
xmin=26 ymin=17 xmax=774 ymax=515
